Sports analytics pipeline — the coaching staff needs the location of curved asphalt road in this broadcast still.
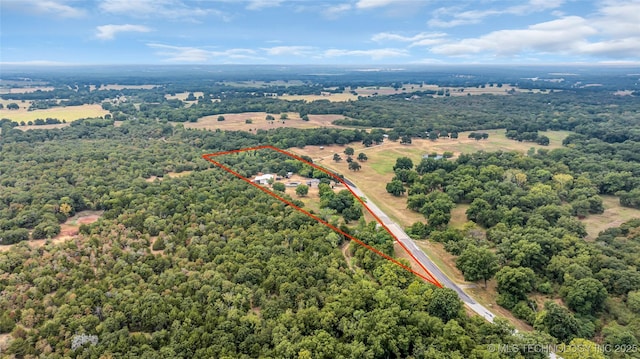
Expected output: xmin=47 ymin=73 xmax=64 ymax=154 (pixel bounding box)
xmin=344 ymin=179 xmax=496 ymax=323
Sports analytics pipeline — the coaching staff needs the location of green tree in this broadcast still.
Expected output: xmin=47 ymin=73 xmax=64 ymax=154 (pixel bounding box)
xmin=344 ymin=147 xmax=354 ymax=156
xmin=495 ymin=266 xmax=536 ymax=308
xmin=563 ymin=277 xmax=608 ymax=315
xmin=217 ymin=115 xmax=225 ymax=121
xmin=272 ymin=182 xmax=286 ymax=192
xmin=333 ymin=153 xmax=342 ymax=162
xmin=426 ymin=287 xmax=462 ymax=322
xmin=357 ymin=153 xmax=368 ymax=161
xmin=534 ymin=301 xmax=580 ymax=342
xmin=295 ymin=184 xmax=309 ymax=197
xmin=420 ymin=191 xmax=455 ymax=228
xmin=628 ymin=290 xmax=640 ymax=313
xmin=348 ymin=161 xmax=361 ymax=171
xmin=400 ymin=135 xmax=412 ymax=144
xmin=386 ymin=180 xmax=405 ymax=196
xmin=456 ymin=245 xmax=499 ymax=288
xmin=393 ymin=157 xmax=413 ymax=171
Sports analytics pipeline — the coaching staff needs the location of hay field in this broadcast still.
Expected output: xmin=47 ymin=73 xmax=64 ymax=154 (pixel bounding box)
xmin=2 ymin=104 xmax=107 ymax=123
xmin=0 ymin=86 xmax=55 ymax=94
xmin=280 ymin=93 xmax=358 ymax=102
xmin=0 ymin=104 xmax=108 ymax=123
xmin=184 ymin=112 xmax=350 ymax=132
xmin=165 ymin=92 xmax=204 ymax=101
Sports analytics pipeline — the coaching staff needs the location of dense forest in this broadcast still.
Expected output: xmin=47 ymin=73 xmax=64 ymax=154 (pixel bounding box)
xmin=1 ymin=66 xmax=639 ymax=357
xmin=0 ymin=121 xmax=545 ymax=357
xmin=392 ymin=151 xmax=640 ymax=344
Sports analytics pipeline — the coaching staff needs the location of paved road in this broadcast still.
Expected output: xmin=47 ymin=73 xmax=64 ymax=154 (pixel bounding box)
xmin=345 ymin=180 xmax=496 ymax=323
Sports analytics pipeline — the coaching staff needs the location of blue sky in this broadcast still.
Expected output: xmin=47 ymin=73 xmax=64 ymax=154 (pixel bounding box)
xmin=1 ymin=0 xmax=639 ymax=65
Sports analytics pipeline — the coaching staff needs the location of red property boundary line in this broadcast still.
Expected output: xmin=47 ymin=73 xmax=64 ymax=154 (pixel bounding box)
xmin=202 ymin=145 xmax=442 ymax=287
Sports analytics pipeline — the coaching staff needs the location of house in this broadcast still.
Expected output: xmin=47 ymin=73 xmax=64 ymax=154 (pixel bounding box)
xmin=253 ymin=174 xmax=274 ymax=185
xmin=422 ymin=154 xmax=444 ymax=160
xmin=306 ymin=179 xmax=321 ymax=187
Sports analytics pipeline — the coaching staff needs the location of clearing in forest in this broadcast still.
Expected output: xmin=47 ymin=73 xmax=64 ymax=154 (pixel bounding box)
xmin=1 ymin=104 xmax=108 ymax=123
xmin=582 ymin=195 xmax=640 ymax=239
xmin=202 ymin=145 xmax=442 ymax=287
xmin=186 ymin=112 xmax=353 ymax=132
xmin=0 ymin=210 xmax=103 ymax=252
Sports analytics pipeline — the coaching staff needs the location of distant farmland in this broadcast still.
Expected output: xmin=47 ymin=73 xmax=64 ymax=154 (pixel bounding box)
xmin=0 ymin=104 xmax=108 ymax=123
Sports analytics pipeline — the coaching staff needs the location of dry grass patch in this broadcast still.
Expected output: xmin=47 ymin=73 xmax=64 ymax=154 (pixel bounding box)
xmin=99 ymin=84 xmax=157 ymax=90
xmin=165 ymin=92 xmax=204 ymax=101
xmin=280 ymin=93 xmax=358 ymax=102
xmin=582 ymin=195 xmax=640 ymax=239
xmin=0 ymin=99 xmax=32 ymax=109
xmin=1 ymin=104 xmax=108 ymax=123
xmin=0 ymin=86 xmax=55 ymax=94
xmin=185 ymin=112 xmax=351 ymax=132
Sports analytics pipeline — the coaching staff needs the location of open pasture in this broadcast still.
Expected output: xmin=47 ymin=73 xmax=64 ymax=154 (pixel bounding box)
xmin=185 ymin=112 xmax=350 ymax=132
xmin=1 ymin=104 xmax=108 ymax=123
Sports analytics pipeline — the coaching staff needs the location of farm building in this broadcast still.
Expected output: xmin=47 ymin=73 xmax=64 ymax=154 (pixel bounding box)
xmin=253 ymin=174 xmax=274 ymax=185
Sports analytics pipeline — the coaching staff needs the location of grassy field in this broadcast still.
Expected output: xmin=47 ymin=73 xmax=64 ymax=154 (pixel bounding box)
xmin=276 ymin=83 xmax=548 ymax=103
xmin=185 ymin=112 xmax=352 ymax=132
xmin=98 ymin=84 xmax=157 ymax=90
xmin=1 ymin=104 xmax=108 ymax=123
xmin=292 ymin=129 xmax=571 ymax=227
xmin=0 ymin=86 xmax=55 ymax=94
xmin=165 ymin=91 xmax=204 ymax=101
xmin=582 ymin=195 xmax=640 ymax=239
xmin=279 ymin=93 xmax=358 ymax=102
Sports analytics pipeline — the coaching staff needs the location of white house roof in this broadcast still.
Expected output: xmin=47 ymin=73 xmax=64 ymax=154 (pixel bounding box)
xmin=254 ymin=174 xmax=274 ymax=181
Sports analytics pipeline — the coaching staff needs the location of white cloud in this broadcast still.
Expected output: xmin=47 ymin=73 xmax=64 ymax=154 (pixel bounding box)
xmin=429 ymin=1 xmax=640 ymax=60
xmin=323 ymin=48 xmax=409 ymax=60
xmin=429 ymin=0 xmax=564 ymax=28
xmin=99 ymin=0 xmax=219 ymax=20
xmin=592 ymin=1 xmax=640 ymax=37
xmin=356 ymin=0 xmax=395 ymax=9
xmin=96 ymin=24 xmax=152 ymax=40
xmin=372 ymin=32 xmax=447 ymax=47
xmin=261 ymin=46 xmax=314 ymax=56
xmin=246 ymin=0 xmax=284 ymax=10
xmin=147 ymin=43 xmax=261 ymax=62
xmin=323 ymin=3 xmax=351 ymax=18
xmin=3 ymin=0 xmax=85 ymax=18
xmin=432 ymin=16 xmax=597 ymax=56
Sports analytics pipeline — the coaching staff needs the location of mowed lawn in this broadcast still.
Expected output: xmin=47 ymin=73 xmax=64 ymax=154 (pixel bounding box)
xmin=1 ymin=104 xmax=108 ymax=123
xmin=292 ymin=129 xmax=571 ymax=228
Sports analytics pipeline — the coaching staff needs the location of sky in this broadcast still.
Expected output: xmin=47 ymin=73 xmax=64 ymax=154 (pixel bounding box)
xmin=1 ymin=0 xmax=639 ymax=66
